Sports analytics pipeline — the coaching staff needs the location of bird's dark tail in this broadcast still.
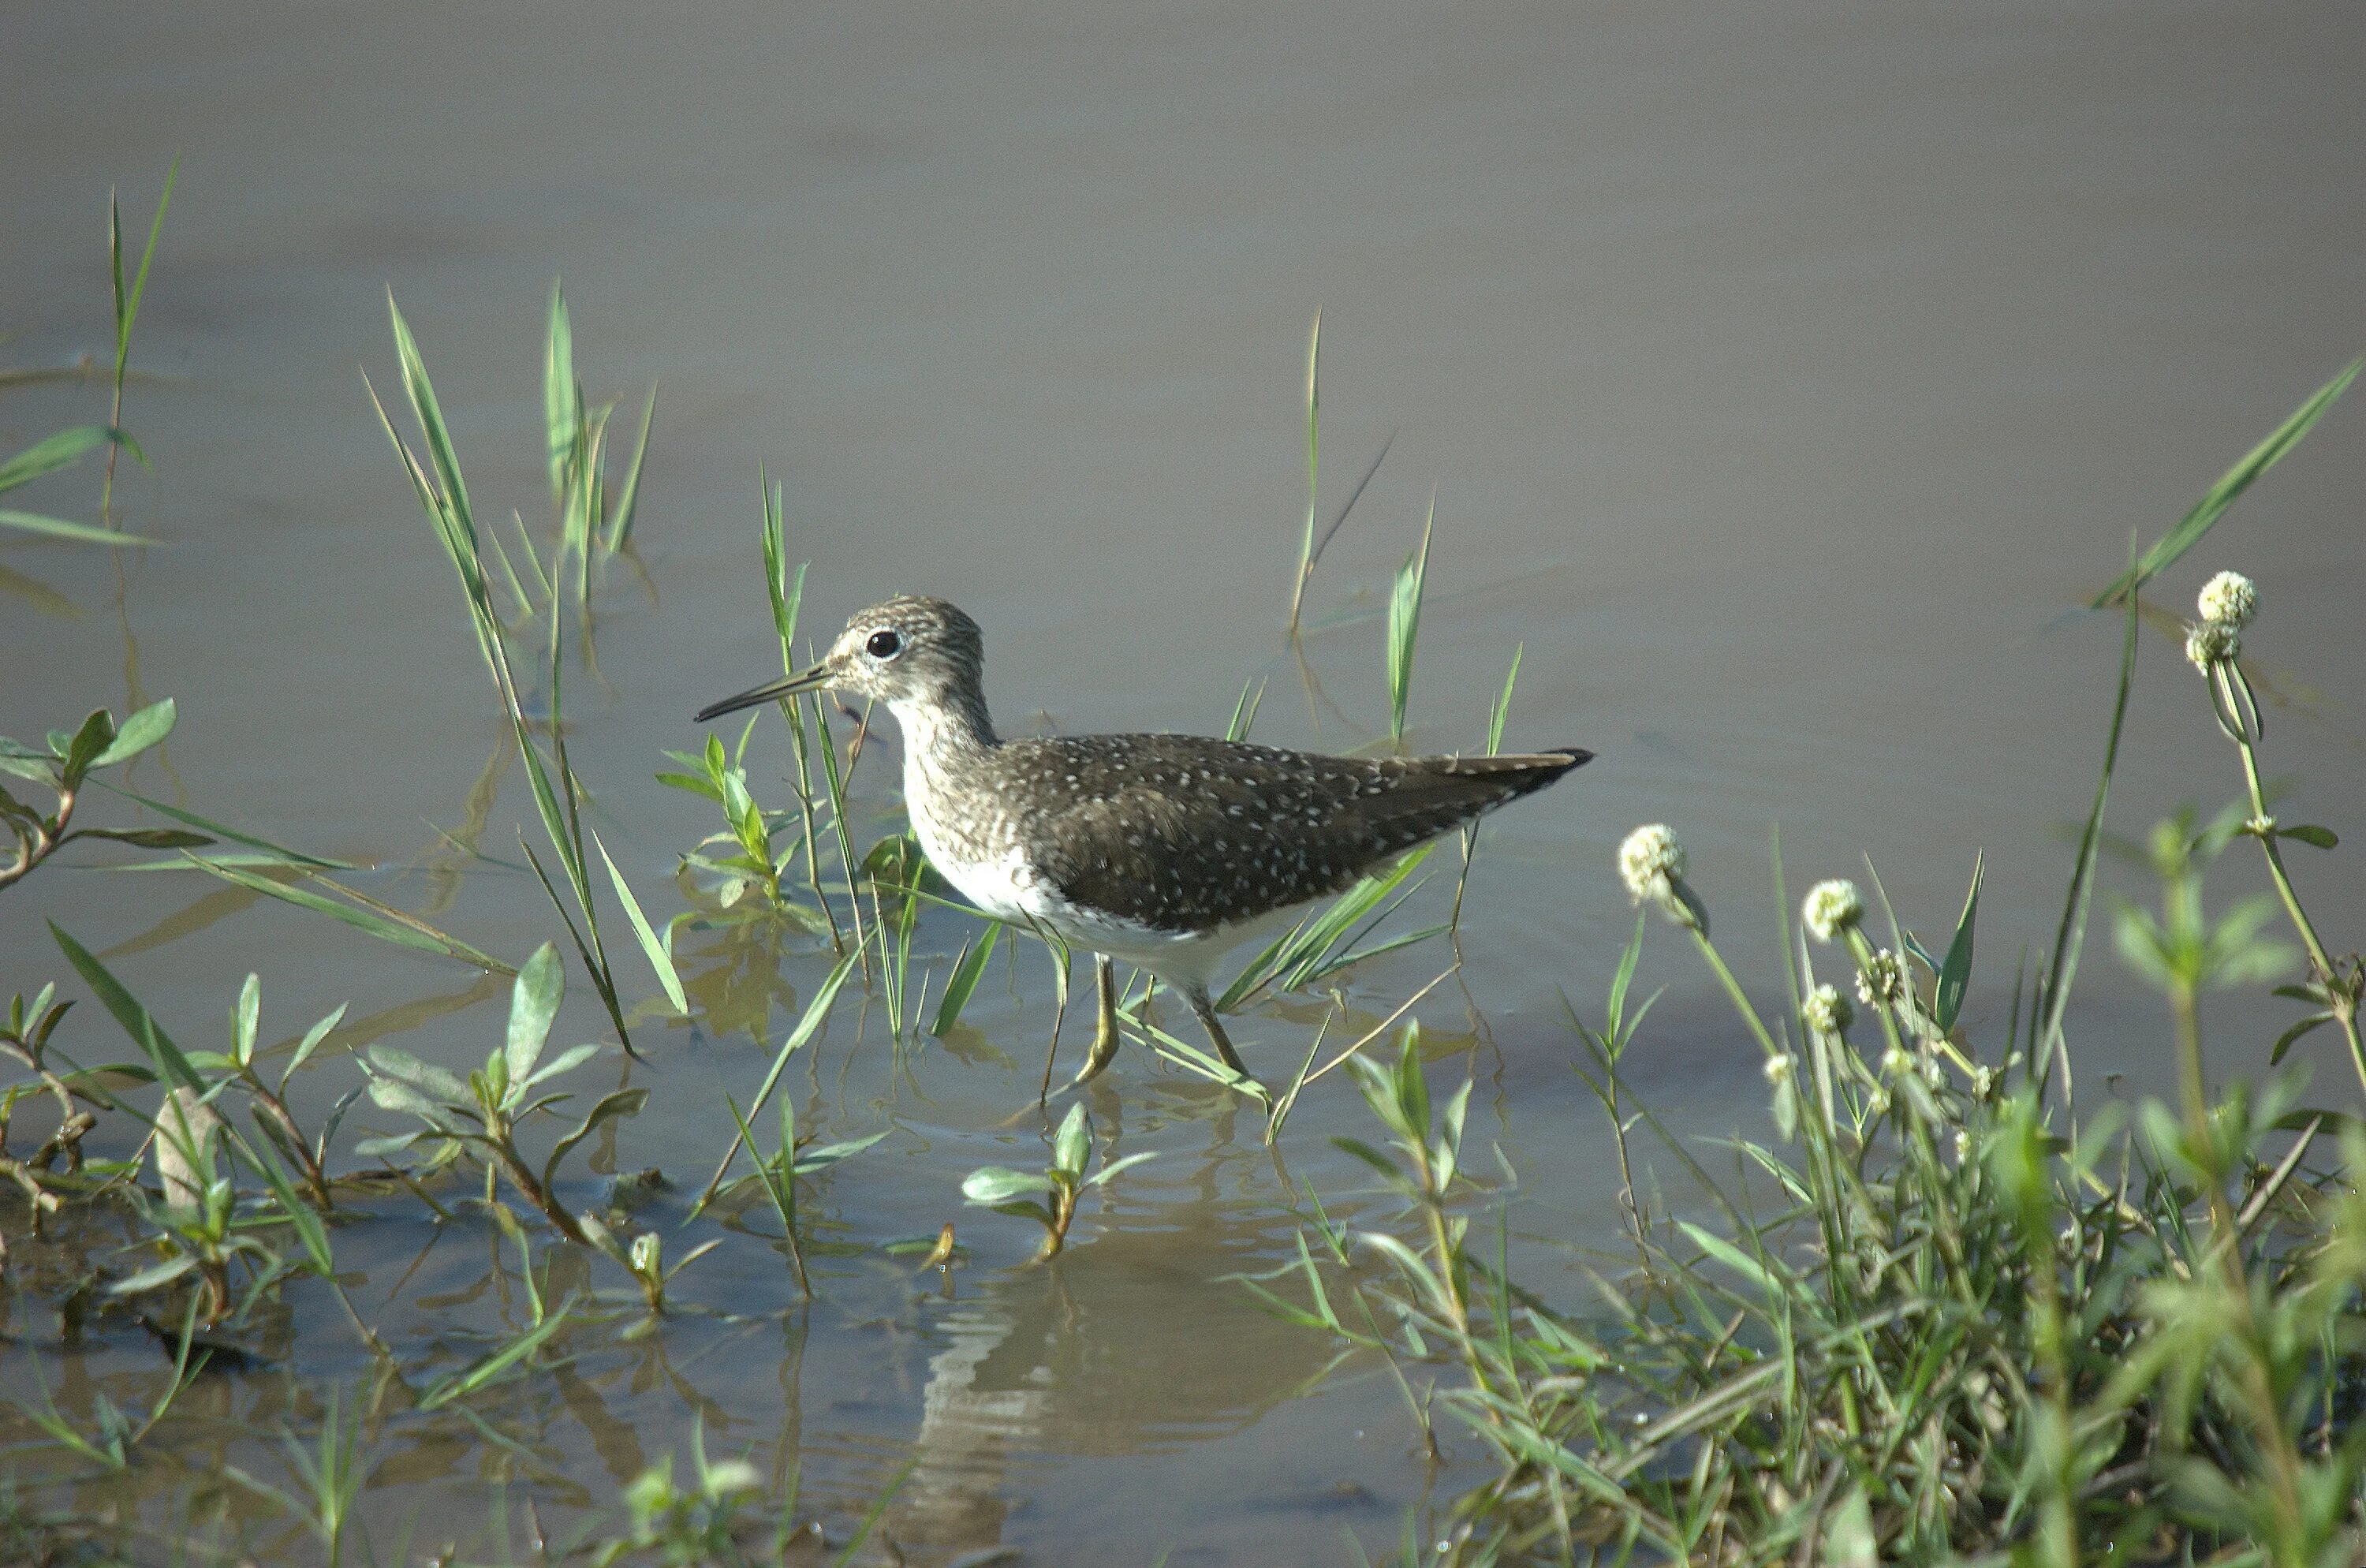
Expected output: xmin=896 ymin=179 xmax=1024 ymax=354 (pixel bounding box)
xmin=1435 ymin=746 xmax=1591 ymax=799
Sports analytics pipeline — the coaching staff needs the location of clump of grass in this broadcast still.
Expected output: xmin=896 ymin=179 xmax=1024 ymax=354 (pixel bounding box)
xmin=371 ymin=297 xmax=686 ymax=1045
xmin=0 ymin=162 xmax=171 ymax=547
xmin=1254 ymin=367 xmax=2366 ymax=1566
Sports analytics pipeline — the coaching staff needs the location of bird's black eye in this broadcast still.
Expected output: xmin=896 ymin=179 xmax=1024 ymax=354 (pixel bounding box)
xmin=865 ymin=629 xmax=904 ymax=660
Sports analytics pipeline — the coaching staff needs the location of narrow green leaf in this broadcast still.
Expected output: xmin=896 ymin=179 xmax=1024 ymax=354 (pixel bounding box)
xmin=0 ymin=427 xmax=125 ymax=494
xmin=0 ymin=509 xmax=161 ymax=546
xmin=1225 ymin=676 xmax=1265 ymax=744
xmin=543 ymin=282 xmax=579 ymax=507
xmin=2092 ymin=357 xmax=2360 ymax=607
xmin=1386 ymin=493 xmax=1435 ymax=744
xmin=603 ymin=383 xmax=659 ymax=552
xmin=1933 ymin=849 xmax=1983 ymax=1032
xmin=929 ymin=922 xmax=998 ymax=1037
xmin=790 ymin=1129 xmax=888 ymax=1174
xmin=115 ymin=157 xmax=178 ymax=367
xmin=109 ymin=1256 xmax=199 ymax=1297
xmin=1486 ymin=643 xmax=1523 ymax=755
xmin=745 ymin=950 xmax=858 ymax=1122
xmin=1081 ymin=1150 xmax=1156 ymax=1190
xmin=181 ymin=853 xmax=509 ymax=972
xmin=49 ymin=922 xmax=203 ymax=1092
xmin=2278 ymin=823 xmax=2338 ymax=850
xmin=419 ymin=1298 xmax=576 ymax=1409
xmin=282 ymin=1003 xmax=349 ymax=1087
xmin=65 ymin=827 xmax=212 ymax=850
xmin=89 ymin=779 xmax=354 ymax=868
xmin=594 ymin=829 xmax=689 ymax=1014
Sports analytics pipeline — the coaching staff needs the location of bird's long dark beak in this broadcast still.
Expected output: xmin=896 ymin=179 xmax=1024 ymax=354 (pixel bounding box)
xmin=694 ymin=662 xmax=833 ymax=723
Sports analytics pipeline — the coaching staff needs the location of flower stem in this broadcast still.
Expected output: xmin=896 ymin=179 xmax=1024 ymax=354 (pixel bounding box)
xmin=2223 ymin=677 xmax=2366 ymax=1100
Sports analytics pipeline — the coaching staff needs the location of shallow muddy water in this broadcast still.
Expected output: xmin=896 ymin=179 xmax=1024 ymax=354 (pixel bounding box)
xmin=4 ymin=2 xmax=2362 ymax=1562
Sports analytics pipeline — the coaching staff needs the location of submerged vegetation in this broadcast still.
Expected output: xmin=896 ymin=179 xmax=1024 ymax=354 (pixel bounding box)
xmin=2 ymin=178 xmax=2360 ymax=1566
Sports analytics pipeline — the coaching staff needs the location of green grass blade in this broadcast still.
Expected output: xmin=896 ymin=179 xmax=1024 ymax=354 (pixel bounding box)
xmin=543 ymin=282 xmax=578 ymax=509
xmin=114 ymin=157 xmax=178 ymax=371
xmin=418 ymin=1298 xmax=577 ymax=1409
xmin=602 ymin=383 xmax=659 ymax=553
xmin=748 ymin=950 xmax=859 ymax=1122
xmin=1287 ymin=309 xmax=1320 ymax=633
xmin=593 ymin=828 xmax=688 ymax=1014
xmin=831 ymin=1456 xmax=919 ymax=1568
xmin=0 ymin=510 xmax=160 ymax=546
xmin=1487 ymin=643 xmax=1523 ymax=754
xmin=931 ymin=922 xmax=999 ymax=1036
xmin=1386 ymin=493 xmax=1435 ymax=745
xmin=88 ymin=779 xmax=356 ymax=868
xmin=0 ymin=427 xmax=136 ymax=494
xmin=181 ymin=853 xmax=510 ymax=973
xmin=694 ymin=950 xmax=859 ymax=1211
xmin=1226 ymin=676 xmax=1266 ymax=743
xmin=2091 ymin=356 xmax=2359 ymax=607
xmin=386 ymin=301 xmax=477 ymax=535
xmin=49 ymin=920 xmax=203 ymax=1092
xmin=1932 ymin=849 xmax=1982 ymax=1032
xmin=2037 ymin=544 xmax=2141 ymax=1103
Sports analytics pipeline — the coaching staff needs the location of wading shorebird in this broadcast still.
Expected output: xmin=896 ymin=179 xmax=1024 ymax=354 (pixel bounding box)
xmin=696 ymin=596 xmax=1588 ymax=1086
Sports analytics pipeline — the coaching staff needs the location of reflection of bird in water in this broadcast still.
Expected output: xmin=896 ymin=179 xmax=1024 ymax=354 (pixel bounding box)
xmin=886 ymin=1175 xmax=1349 ymax=1562
xmin=697 ymin=595 xmax=1588 ymax=1083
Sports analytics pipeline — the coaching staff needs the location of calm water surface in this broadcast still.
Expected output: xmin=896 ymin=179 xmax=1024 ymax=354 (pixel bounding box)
xmin=4 ymin=2 xmax=2361 ymax=1562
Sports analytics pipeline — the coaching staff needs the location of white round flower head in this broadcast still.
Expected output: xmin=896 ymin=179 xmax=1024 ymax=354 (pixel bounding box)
xmin=1881 ymin=1045 xmax=1915 ymax=1080
xmin=2185 ymin=620 xmax=2240 ymax=673
xmin=1802 ymin=983 xmax=1853 ymax=1036
xmin=1801 ymin=879 xmax=1863 ymax=943
xmin=1617 ymin=823 xmax=1698 ymax=928
xmin=1618 ymin=823 xmax=1683 ymax=902
xmin=2196 ymin=570 xmax=2257 ymax=630
xmin=1953 ymin=1129 xmax=1972 ymax=1165
xmin=1763 ymin=1053 xmax=1795 ymax=1086
xmin=1972 ymin=1065 xmax=1995 ymax=1099
xmin=1855 ymin=949 xmax=1905 ymax=1006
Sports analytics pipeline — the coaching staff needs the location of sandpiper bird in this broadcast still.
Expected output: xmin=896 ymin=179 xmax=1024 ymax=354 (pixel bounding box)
xmin=696 ymin=596 xmax=1589 ymax=1084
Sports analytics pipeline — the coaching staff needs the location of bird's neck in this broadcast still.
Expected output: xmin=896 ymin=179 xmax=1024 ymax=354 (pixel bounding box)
xmin=892 ymin=684 xmax=998 ymax=780
xmin=894 ymin=685 xmax=999 ymax=868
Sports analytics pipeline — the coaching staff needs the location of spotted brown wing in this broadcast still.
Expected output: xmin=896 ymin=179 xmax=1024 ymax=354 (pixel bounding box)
xmin=1005 ymin=735 xmax=1588 ymax=933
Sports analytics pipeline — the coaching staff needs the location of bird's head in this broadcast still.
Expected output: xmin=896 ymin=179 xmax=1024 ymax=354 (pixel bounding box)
xmin=695 ymin=595 xmax=985 ymax=722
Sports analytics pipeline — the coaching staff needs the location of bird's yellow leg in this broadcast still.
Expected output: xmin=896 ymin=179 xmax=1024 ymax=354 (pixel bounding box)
xmin=1072 ymin=955 xmax=1123 ymax=1085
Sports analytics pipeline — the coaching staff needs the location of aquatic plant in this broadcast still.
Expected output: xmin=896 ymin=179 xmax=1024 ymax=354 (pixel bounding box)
xmin=961 ymin=1101 xmax=1154 ymax=1259
xmin=355 ymin=943 xmax=643 ymax=1247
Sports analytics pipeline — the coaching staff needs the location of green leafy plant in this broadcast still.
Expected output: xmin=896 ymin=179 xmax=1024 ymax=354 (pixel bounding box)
xmin=594 ymin=1422 xmax=763 ymax=1567
xmin=961 ymin=1102 xmax=1153 ymax=1259
xmin=659 ymin=728 xmax=806 ymax=921
xmin=0 ymin=701 xmax=199 ymax=890
xmin=1248 ymin=366 xmax=2366 ymax=1566
xmin=355 ymin=942 xmax=643 ymax=1246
